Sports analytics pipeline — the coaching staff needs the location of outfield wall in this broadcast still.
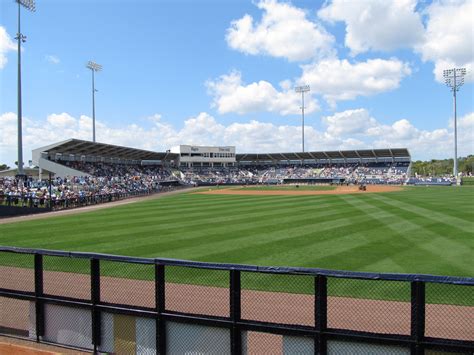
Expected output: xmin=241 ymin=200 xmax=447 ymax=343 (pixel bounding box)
xmin=0 ymin=247 xmax=472 ymax=354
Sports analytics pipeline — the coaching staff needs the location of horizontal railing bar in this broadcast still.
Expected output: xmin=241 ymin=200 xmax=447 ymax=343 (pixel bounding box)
xmin=421 ymin=337 xmax=474 ymax=350
xmin=0 ymin=289 xmax=35 ymax=300
xmin=1 ymin=246 xmax=473 ymax=284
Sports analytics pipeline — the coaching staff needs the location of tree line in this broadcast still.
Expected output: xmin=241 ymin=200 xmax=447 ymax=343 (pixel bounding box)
xmin=411 ymin=155 xmax=474 ymax=176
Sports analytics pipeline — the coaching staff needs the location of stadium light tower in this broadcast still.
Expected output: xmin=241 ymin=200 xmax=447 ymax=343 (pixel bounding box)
xmin=86 ymin=61 xmax=102 ymax=142
xmin=15 ymin=0 xmax=36 ymax=178
xmin=295 ymin=85 xmax=310 ymax=152
xmin=443 ymin=68 xmax=466 ymax=179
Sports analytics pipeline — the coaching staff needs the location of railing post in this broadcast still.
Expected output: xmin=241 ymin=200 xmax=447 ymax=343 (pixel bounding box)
xmin=411 ymin=281 xmax=425 ymax=355
xmin=315 ymin=275 xmax=327 ymax=355
xmin=230 ymin=269 xmax=241 ymax=355
xmin=34 ymin=254 xmax=44 ymax=342
xmin=155 ymin=263 xmax=166 ymax=355
xmin=91 ymin=258 xmax=101 ymax=353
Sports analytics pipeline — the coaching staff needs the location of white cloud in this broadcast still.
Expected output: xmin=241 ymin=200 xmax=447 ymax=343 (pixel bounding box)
xmin=417 ymin=0 xmax=474 ymax=82
xmin=299 ymin=58 xmax=411 ymax=105
xmin=47 ymin=113 xmax=76 ymax=127
xmin=0 ymin=26 xmax=16 ymax=69
xmin=322 ymin=108 xmax=377 ymax=136
xmin=45 ymin=55 xmax=60 ymax=64
xmin=318 ymin=0 xmax=424 ymax=56
xmin=1 ymin=110 xmax=472 ymax=166
xmin=226 ymin=0 xmax=335 ymax=61
xmin=206 ymin=70 xmax=319 ymax=115
xmin=322 ymin=109 xmax=474 ymax=159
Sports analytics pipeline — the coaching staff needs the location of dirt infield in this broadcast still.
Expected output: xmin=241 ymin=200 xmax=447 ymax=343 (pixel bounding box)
xmin=196 ymin=185 xmax=403 ymax=196
xmin=1 ymin=266 xmax=472 ymax=349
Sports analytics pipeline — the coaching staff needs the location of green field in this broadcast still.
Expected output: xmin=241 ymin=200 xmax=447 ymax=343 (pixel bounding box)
xmin=0 ymin=186 xmax=473 ymax=303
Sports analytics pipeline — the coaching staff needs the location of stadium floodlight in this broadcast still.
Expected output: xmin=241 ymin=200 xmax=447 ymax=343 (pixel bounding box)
xmin=14 ymin=0 xmax=36 ymax=179
xmin=295 ymin=85 xmax=310 ymax=152
xmin=86 ymin=61 xmax=103 ymax=143
xmin=443 ymin=68 xmax=466 ymax=180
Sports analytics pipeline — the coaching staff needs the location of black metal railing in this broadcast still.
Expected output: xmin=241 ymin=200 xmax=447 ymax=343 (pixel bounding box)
xmin=0 ymin=246 xmax=472 ymax=354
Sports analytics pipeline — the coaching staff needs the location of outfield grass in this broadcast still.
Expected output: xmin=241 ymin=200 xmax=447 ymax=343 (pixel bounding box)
xmin=0 ymin=186 xmax=472 ymax=303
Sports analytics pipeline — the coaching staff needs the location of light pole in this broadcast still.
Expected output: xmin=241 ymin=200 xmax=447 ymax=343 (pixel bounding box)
xmin=443 ymin=68 xmax=466 ymax=179
xmin=86 ymin=61 xmax=102 ymax=142
xmin=295 ymin=85 xmax=310 ymax=152
xmin=15 ymin=0 xmax=36 ymax=178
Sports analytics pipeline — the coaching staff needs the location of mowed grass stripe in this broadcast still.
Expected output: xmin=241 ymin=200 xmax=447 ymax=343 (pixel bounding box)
xmin=0 ymin=196 xmax=347 ymax=248
xmin=368 ymin=193 xmax=474 ymax=233
xmin=193 ymin=215 xmax=381 ymax=264
xmin=379 ymin=187 xmax=474 ymax=222
xmin=80 ymin=203 xmax=362 ymax=257
xmin=341 ymin=194 xmax=471 ymax=276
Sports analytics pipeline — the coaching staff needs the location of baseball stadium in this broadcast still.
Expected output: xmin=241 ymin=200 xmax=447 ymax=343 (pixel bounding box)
xmin=1 ymin=0 xmax=473 ymax=354
xmin=0 ymin=139 xmax=473 ymax=354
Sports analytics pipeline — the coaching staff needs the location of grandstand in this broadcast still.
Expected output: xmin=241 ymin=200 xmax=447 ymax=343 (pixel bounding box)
xmin=31 ymin=139 xmax=411 ymax=184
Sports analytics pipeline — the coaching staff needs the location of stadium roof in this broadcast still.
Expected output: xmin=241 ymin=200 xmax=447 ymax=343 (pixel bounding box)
xmin=34 ymin=139 xmax=178 ymax=161
xmin=236 ymin=148 xmax=410 ymax=162
xmin=34 ymin=139 xmax=410 ymax=163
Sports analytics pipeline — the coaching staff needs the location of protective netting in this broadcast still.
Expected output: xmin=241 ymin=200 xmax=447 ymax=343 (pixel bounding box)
xmin=166 ymin=321 xmax=230 ymax=354
xmin=241 ymin=272 xmax=314 ymax=326
xmin=327 ymin=278 xmax=411 ymax=335
xmin=43 ymin=255 xmax=90 ymax=300
xmin=100 ymin=260 xmax=155 ymax=308
xmin=425 ymin=282 xmax=474 ymax=341
xmin=0 ymin=249 xmax=472 ymax=354
xmin=0 ymin=252 xmax=34 ymax=292
xmin=42 ymin=303 xmax=93 ymax=350
xmin=165 ymin=265 xmax=229 ymax=317
xmin=0 ymin=296 xmax=31 ymax=338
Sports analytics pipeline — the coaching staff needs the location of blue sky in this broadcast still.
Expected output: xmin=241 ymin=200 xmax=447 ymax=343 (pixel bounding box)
xmin=0 ymin=0 xmax=473 ymax=166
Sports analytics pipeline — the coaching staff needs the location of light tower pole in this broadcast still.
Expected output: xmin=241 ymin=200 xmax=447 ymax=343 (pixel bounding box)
xmin=86 ymin=61 xmax=102 ymax=142
xmin=443 ymin=68 xmax=466 ymax=179
xmin=295 ymin=85 xmax=310 ymax=152
xmin=15 ymin=0 xmax=36 ymax=178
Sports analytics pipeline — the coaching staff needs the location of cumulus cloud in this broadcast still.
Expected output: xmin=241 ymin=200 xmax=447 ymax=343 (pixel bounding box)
xmin=322 ymin=108 xmax=378 ymax=136
xmin=0 ymin=26 xmax=16 ymax=69
xmin=45 ymin=55 xmax=60 ymax=65
xmin=322 ymin=109 xmax=474 ymax=158
xmin=226 ymin=0 xmax=335 ymax=61
xmin=299 ymin=58 xmax=411 ymax=105
xmin=417 ymin=0 xmax=473 ymax=82
xmin=47 ymin=113 xmax=76 ymax=127
xmin=2 ymin=110 xmax=472 ymax=165
xmin=206 ymin=70 xmax=319 ymax=115
xmin=318 ymin=0 xmax=424 ymax=56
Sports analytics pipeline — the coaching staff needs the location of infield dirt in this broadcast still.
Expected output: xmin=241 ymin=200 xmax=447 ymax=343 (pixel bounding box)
xmin=195 ymin=185 xmax=403 ymax=196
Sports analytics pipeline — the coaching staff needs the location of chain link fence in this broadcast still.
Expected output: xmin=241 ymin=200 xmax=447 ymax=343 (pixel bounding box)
xmin=0 ymin=247 xmax=472 ymax=354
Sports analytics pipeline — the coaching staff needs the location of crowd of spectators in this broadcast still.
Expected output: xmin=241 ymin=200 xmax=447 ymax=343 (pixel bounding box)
xmin=179 ymin=162 xmax=411 ymax=185
xmin=0 ymin=162 xmax=175 ymax=211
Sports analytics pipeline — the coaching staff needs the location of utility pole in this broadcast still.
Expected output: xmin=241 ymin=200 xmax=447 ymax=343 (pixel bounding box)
xmin=15 ymin=0 xmax=36 ymax=178
xmin=86 ymin=61 xmax=103 ymax=142
xmin=295 ymin=85 xmax=310 ymax=152
xmin=443 ymin=68 xmax=466 ymax=179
